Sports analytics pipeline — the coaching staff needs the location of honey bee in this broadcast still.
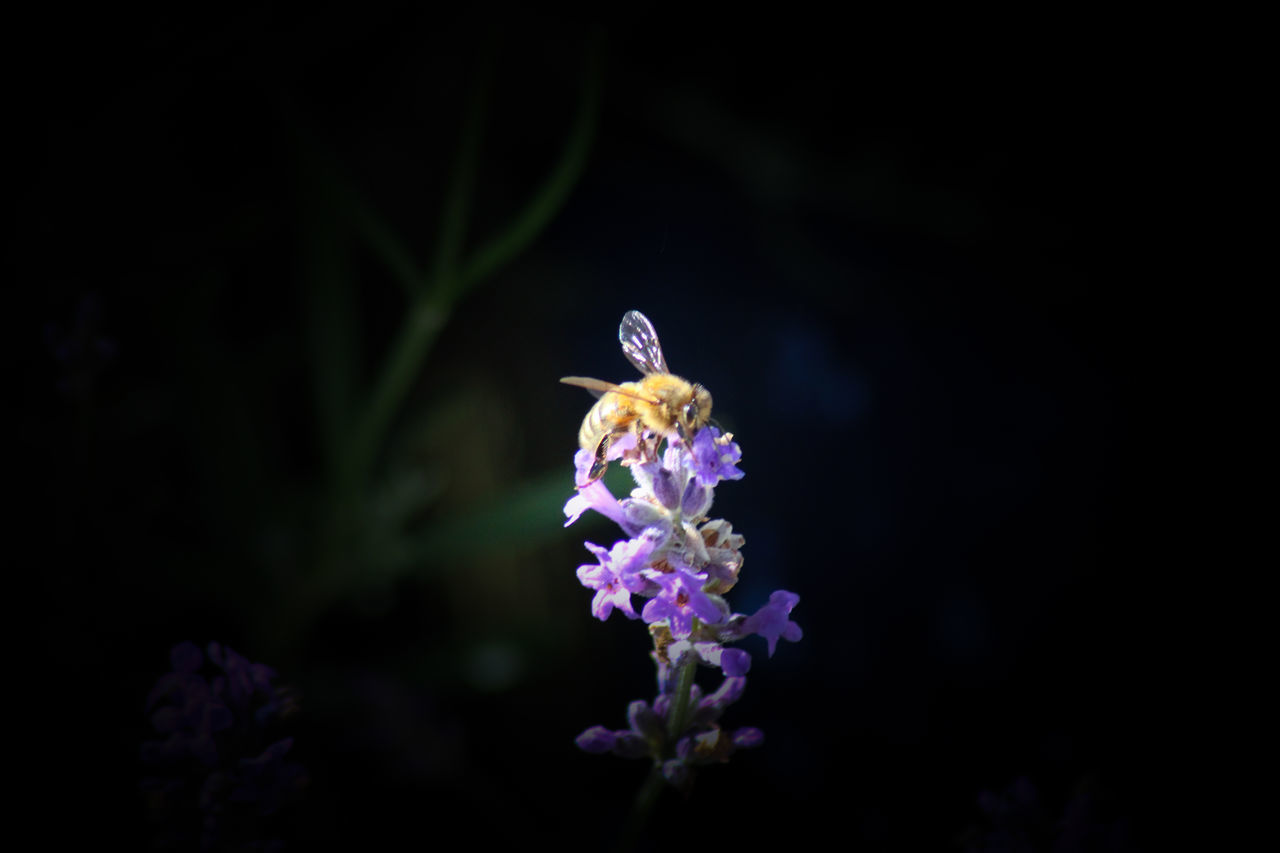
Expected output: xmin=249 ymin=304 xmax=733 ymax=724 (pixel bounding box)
xmin=561 ymin=310 xmax=713 ymax=485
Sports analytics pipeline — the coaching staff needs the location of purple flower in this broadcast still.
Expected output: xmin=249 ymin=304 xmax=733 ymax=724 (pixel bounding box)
xmin=743 ymin=590 xmax=804 ymax=657
xmin=573 ymin=699 xmax=664 ymax=760
xmin=144 ymin=643 xmax=235 ymax=768
xmin=564 ymin=459 xmax=627 ymax=527
xmin=575 ymin=725 xmax=617 ymax=754
xmin=695 ymin=676 xmax=747 ymax=722
xmin=689 ymin=427 xmax=744 ymax=487
xmin=681 ymin=478 xmax=712 ymax=518
xmin=720 ymin=648 xmax=751 ymax=677
xmin=576 ymin=535 xmax=661 ymax=621
xmin=638 ymin=460 xmax=682 ymax=510
xmin=641 ymin=565 xmax=723 ymax=638
xmin=620 ymin=498 xmax=675 ymax=545
xmin=208 ymin=641 xmax=278 ymax=715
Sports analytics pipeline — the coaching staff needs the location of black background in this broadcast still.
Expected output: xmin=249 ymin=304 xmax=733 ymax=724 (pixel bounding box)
xmin=17 ymin=9 xmax=1188 ymax=851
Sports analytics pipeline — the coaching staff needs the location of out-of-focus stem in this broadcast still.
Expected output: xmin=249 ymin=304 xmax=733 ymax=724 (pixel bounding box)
xmin=457 ymin=38 xmax=600 ymax=293
xmin=614 ymin=764 xmax=664 ymax=853
xmin=615 ymin=620 xmax=698 ymax=853
xmin=340 ymin=298 xmax=450 ymax=498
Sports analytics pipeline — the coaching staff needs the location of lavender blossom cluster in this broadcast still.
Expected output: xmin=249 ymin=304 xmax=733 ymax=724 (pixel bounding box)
xmin=141 ymin=641 xmax=306 ymax=851
xmin=565 ymin=426 xmax=801 ymax=790
xmin=964 ymin=776 xmax=1135 ymax=853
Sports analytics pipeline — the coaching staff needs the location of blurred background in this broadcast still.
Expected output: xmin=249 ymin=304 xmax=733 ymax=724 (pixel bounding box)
xmin=16 ymin=9 xmax=1176 ymax=850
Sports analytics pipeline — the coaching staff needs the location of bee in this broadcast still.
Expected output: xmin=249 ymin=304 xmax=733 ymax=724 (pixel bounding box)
xmin=561 ymin=310 xmax=713 ymax=485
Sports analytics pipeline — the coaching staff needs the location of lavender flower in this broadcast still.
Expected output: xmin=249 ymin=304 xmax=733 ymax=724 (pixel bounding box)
xmin=565 ymin=425 xmax=801 ymax=792
xmin=141 ymin=641 xmax=306 ymax=851
xmin=963 ymin=776 xmax=1135 ymax=853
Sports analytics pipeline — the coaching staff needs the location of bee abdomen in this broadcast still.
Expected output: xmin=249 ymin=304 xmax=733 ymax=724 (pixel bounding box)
xmin=580 ymin=393 xmax=635 ymax=451
xmin=579 ymin=396 xmax=609 ymax=450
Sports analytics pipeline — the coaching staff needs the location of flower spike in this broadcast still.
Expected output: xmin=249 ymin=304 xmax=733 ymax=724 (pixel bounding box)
xmin=566 ymin=423 xmax=800 ymax=792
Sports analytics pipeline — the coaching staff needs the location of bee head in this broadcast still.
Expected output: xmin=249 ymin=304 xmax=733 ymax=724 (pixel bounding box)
xmin=678 ymin=385 xmax=713 ymax=440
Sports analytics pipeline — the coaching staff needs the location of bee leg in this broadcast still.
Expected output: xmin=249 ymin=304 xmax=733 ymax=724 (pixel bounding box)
xmin=633 ymin=421 xmax=657 ymax=462
xmin=588 ymin=433 xmax=611 ymax=482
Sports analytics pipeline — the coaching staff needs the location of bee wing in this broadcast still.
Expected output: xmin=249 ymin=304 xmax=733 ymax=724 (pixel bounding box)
xmin=619 ymin=310 xmax=669 ymax=375
xmin=560 ymin=376 xmax=660 ymax=404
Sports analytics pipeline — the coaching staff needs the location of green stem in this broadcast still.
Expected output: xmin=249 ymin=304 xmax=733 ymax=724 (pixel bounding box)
xmin=341 ymin=299 xmax=450 ymax=496
xmin=614 ymin=628 xmax=700 ymax=852
xmin=430 ymin=39 xmax=490 ymax=301
xmin=666 ymin=635 xmax=700 ymax=743
xmin=457 ymin=33 xmax=602 ymax=292
xmin=296 ymin=142 xmax=359 ymax=478
xmin=613 ymin=765 xmax=665 ymax=853
xmin=353 ymin=199 xmax=427 ymax=299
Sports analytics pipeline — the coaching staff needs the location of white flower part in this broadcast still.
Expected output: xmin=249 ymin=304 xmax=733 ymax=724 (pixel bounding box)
xmin=662 ymin=442 xmax=692 ymax=480
xmin=666 ymin=639 xmax=697 ymax=668
xmin=692 ymin=641 xmax=726 ymax=668
xmin=666 ymin=639 xmax=735 ymax=671
xmin=699 ymin=519 xmax=743 ymax=551
xmin=628 ymin=460 xmax=658 ymax=498
xmin=711 ymin=548 xmax=743 ymax=580
xmin=563 ymin=492 xmax=591 ymax=526
xmin=621 ymin=498 xmax=674 ymax=550
xmin=681 ymin=521 xmax=710 ymax=567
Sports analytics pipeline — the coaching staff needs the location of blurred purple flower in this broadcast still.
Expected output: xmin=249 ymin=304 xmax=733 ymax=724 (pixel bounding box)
xmin=579 ymin=676 xmax=762 ymax=785
xmin=141 ymin=641 xmax=305 ymax=851
xmin=742 ymin=590 xmax=804 ymax=657
xmin=964 ymin=776 xmax=1135 ymax=853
